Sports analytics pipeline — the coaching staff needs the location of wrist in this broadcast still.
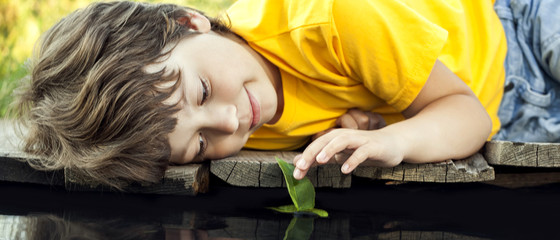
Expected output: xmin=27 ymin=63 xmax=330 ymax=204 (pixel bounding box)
xmin=376 ymin=126 xmax=409 ymax=163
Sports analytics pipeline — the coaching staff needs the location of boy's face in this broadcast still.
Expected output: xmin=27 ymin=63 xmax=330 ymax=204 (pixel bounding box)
xmin=150 ymin=30 xmax=282 ymax=164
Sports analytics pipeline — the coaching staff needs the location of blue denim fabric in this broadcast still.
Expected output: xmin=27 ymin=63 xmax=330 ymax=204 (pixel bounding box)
xmin=493 ymin=0 xmax=560 ymax=142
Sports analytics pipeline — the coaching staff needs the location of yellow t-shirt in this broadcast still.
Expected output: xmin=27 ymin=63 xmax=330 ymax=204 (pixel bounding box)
xmin=227 ymin=0 xmax=507 ymax=150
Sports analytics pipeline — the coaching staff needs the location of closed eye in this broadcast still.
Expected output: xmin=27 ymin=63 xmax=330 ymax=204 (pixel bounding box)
xmin=200 ymin=76 xmax=210 ymax=105
xmin=196 ymin=133 xmax=206 ymax=161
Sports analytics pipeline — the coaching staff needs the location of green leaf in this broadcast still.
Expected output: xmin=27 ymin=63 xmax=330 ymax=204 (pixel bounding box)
xmin=270 ymin=157 xmax=329 ymax=218
xmin=306 ymin=208 xmax=329 ymax=218
xmin=276 ymin=157 xmax=315 ymax=211
xmin=267 ymin=204 xmax=298 ymax=214
xmin=283 ymin=216 xmax=314 ymax=240
xmin=268 ymin=205 xmax=329 ymax=218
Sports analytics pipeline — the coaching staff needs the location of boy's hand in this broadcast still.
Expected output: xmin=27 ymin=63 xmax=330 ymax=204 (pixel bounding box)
xmin=292 ymin=60 xmax=492 ymax=180
xmin=293 ymin=128 xmax=404 ymax=179
xmin=312 ymin=109 xmax=386 ymax=140
xmin=292 ymin=109 xmax=388 ymax=179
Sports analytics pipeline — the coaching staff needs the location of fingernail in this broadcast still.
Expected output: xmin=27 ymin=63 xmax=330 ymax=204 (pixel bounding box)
xmin=293 ymin=168 xmax=302 ymax=179
xmin=293 ymin=154 xmax=302 ymax=165
xmin=296 ymin=158 xmax=306 ymax=169
xmin=316 ymin=151 xmax=327 ymax=163
xmin=341 ymin=164 xmax=350 ymax=173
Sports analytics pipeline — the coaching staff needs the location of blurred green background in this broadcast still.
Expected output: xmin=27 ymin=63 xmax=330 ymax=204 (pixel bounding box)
xmin=0 ymin=0 xmax=235 ymax=117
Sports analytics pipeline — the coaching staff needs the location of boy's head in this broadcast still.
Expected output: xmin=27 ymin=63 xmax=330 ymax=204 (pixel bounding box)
xmin=15 ymin=1 xmax=233 ymax=189
xmin=146 ymin=17 xmax=283 ymax=166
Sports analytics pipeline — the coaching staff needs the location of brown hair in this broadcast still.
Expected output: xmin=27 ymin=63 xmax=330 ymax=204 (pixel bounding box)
xmin=14 ymin=1 xmax=232 ymax=189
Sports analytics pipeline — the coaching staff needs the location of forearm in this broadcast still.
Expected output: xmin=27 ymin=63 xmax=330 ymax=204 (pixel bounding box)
xmin=382 ymin=93 xmax=491 ymax=163
xmin=291 ymin=60 xmax=493 ymax=179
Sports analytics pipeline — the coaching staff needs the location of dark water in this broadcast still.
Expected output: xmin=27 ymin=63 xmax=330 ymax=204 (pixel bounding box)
xmin=1 ymin=176 xmax=559 ymax=240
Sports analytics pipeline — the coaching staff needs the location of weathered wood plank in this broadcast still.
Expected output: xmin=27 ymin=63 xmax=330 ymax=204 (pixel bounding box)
xmin=484 ymin=140 xmax=560 ymax=167
xmin=6 ymin=117 xmax=560 ymax=192
xmin=353 ymin=153 xmax=495 ymax=183
xmin=0 ymin=157 xmax=64 ymax=186
xmin=65 ymin=163 xmax=210 ymax=195
xmin=212 ymin=151 xmax=494 ymax=186
xmin=1 ymin=120 xmax=209 ymax=195
xmin=210 ymin=150 xmax=351 ymax=188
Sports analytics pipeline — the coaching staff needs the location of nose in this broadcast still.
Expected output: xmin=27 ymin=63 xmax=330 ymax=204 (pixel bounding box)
xmin=204 ymin=104 xmax=239 ymax=134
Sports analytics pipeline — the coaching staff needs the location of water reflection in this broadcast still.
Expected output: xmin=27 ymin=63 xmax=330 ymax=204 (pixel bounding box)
xmin=0 ymin=180 xmax=559 ymax=239
xmin=1 ymin=212 xmax=495 ymax=240
xmin=1 ymin=214 xmax=165 ymax=240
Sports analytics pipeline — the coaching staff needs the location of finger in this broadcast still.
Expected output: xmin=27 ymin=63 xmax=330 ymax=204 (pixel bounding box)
xmin=311 ymin=128 xmax=333 ymax=141
xmin=347 ymin=109 xmax=371 ymax=130
xmin=293 ymin=152 xmax=321 ymax=180
xmin=297 ymin=130 xmax=341 ymax=173
xmin=292 ymin=154 xmax=302 ymax=165
xmin=340 ymin=144 xmax=402 ymax=172
xmin=366 ymin=112 xmax=386 ymax=130
xmin=292 ymin=154 xmax=310 ymax=180
xmin=293 ymin=166 xmax=309 ymax=180
xmin=306 ymin=129 xmax=366 ymax=167
xmin=340 ymin=147 xmax=371 ymax=174
xmin=333 ymin=152 xmax=352 ymax=164
xmin=293 ymin=153 xmax=317 ymax=170
xmin=338 ymin=114 xmax=358 ymax=129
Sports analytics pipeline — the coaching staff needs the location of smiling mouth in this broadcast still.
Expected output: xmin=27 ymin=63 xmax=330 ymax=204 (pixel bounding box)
xmin=245 ymin=88 xmax=261 ymax=130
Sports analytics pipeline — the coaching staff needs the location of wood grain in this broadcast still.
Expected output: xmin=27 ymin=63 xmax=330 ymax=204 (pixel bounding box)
xmin=64 ymin=163 xmax=209 ymax=195
xmin=0 ymin=120 xmax=208 ymax=195
xmin=353 ymin=153 xmax=495 ymax=183
xmin=212 ymin=151 xmax=495 ymax=186
xmin=484 ymin=140 xmax=560 ymax=167
xmin=210 ymin=150 xmax=351 ymax=188
xmin=4 ymin=118 xmax=560 ymax=193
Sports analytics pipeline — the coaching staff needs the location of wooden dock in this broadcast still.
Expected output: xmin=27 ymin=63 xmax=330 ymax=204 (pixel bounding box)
xmin=1 ymin=120 xmax=559 ymax=195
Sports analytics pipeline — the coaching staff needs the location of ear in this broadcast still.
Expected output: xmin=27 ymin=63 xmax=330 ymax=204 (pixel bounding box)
xmin=177 ymin=10 xmax=211 ymax=33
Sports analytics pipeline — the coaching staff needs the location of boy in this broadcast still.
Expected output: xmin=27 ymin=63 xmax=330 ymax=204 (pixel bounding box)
xmin=16 ymin=0 xmax=557 ymax=188
xmin=161 ymin=0 xmax=503 ymax=181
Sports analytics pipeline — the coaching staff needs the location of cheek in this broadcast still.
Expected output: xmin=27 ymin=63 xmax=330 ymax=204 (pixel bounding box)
xmin=215 ymin=81 xmax=242 ymax=98
xmin=208 ymin=136 xmax=246 ymax=160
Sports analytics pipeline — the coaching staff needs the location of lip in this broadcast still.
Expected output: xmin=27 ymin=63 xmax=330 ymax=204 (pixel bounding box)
xmin=245 ymin=87 xmax=261 ymax=130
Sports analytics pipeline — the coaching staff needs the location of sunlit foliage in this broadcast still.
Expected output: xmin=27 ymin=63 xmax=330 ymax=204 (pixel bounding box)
xmin=0 ymin=0 xmax=235 ymax=117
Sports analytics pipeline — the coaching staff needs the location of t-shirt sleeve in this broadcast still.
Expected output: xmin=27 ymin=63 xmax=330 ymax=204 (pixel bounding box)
xmin=332 ymin=0 xmax=448 ymax=112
